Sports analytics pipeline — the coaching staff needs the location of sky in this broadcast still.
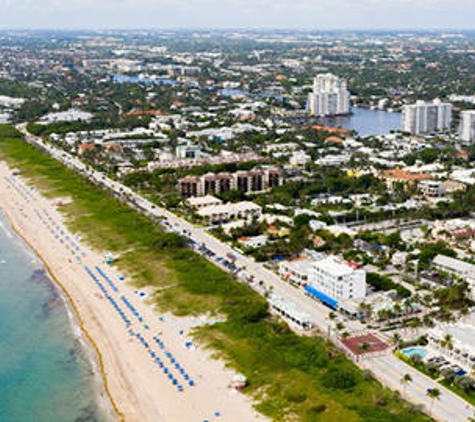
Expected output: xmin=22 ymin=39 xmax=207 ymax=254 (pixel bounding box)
xmin=0 ymin=0 xmax=474 ymax=30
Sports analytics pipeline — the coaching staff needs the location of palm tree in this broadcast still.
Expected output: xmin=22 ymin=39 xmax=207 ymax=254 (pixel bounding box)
xmin=327 ymin=312 xmax=337 ymax=337
xmin=359 ymin=302 xmax=369 ymax=318
xmin=423 ymin=293 xmax=434 ymax=307
xmin=392 ymin=332 xmax=402 ymax=350
xmin=426 ymin=388 xmax=441 ymax=416
xmin=360 ymin=342 xmax=370 ymax=352
xmin=400 ymin=373 xmax=412 ymax=398
xmin=423 ymin=313 xmax=435 ymax=327
xmin=410 ymin=317 xmax=421 ymax=331
xmin=467 ymin=412 xmax=475 ymax=422
xmin=440 ymin=334 xmax=454 ymax=352
xmin=402 ymin=300 xmax=413 ymax=315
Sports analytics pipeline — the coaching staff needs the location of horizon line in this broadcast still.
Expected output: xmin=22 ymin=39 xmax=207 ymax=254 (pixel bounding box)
xmin=1 ymin=27 xmax=475 ymax=33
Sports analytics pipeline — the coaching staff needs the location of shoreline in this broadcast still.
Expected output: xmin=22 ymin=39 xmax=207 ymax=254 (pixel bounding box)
xmin=0 ymin=207 xmax=122 ymax=422
xmin=0 ymin=161 xmax=265 ymax=422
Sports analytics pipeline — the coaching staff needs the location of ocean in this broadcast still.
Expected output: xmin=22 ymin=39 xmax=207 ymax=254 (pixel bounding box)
xmin=0 ymin=213 xmax=108 ymax=422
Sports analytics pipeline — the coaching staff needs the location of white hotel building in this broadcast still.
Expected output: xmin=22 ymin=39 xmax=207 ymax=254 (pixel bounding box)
xmin=459 ymin=110 xmax=475 ymax=145
xmin=401 ymin=99 xmax=452 ymax=135
xmin=278 ymin=255 xmax=367 ymax=309
xmin=308 ymin=74 xmax=350 ymax=117
xmin=310 ymin=256 xmax=365 ymax=300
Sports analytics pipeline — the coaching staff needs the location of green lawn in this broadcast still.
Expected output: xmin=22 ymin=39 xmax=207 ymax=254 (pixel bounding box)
xmin=0 ymin=125 xmax=431 ymax=421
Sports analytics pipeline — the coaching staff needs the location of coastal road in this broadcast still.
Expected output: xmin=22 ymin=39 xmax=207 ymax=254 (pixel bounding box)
xmin=368 ymin=354 xmax=475 ymax=422
xmin=16 ymin=123 xmax=475 ymax=422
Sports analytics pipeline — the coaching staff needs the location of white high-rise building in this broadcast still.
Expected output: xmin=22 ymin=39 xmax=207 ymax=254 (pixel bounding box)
xmin=459 ymin=110 xmax=475 ymax=145
xmin=305 ymin=256 xmax=366 ymax=306
xmin=307 ymin=74 xmax=350 ymax=117
xmin=401 ymin=99 xmax=452 ymax=135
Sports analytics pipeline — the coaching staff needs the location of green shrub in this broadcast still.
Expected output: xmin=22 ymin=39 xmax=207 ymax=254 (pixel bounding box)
xmin=322 ymin=366 xmax=361 ymax=390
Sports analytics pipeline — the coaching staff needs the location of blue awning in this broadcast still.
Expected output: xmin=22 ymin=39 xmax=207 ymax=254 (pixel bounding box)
xmin=304 ymin=285 xmax=338 ymax=309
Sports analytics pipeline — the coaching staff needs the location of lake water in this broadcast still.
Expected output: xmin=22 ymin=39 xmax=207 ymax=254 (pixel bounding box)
xmin=110 ymin=76 xmax=400 ymax=137
xmin=321 ymin=107 xmax=402 ymax=137
xmin=0 ymin=213 xmax=107 ymax=422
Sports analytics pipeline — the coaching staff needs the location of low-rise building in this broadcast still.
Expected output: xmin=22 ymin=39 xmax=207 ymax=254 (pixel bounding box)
xmin=354 ymin=239 xmax=381 ymax=258
xmin=339 ymin=291 xmax=398 ymax=318
xmin=279 ymin=256 xmax=315 ymax=285
xmin=428 ymin=320 xmax=475 ymax=371
xmin=289 ymin=150 xmax=312 ymax=167
xmin=78 ymin=143 xmax=97 ymax=156
xmin=382 ymin=168 xmax=432 ymax=189
xmin=418 ymin=180 xmax=466 ymax=199
xmin=325 ymin=136 xmax=344 ymax=145
xmin=315 ymin=153 xmax=351 ymax=167
xmin=392 ymin=251 xmax=409 ymax=267
xmin=268 ymin=293 xmax=313 ymax=331
xmin=432 ymin=254 xmax=475 ymax=285
xmin=311 ymin=194 xmax=349 ymax=206
xmin=237 ymin=235 xmax=268 ymax=248
xmin=444 ymin=180 xmax=466 ymax=195
xmin=196 ymin=201 xmax=262 ymax=224
xmin=309 ymin=220 xmax=327 ymax=232
xmin=186 ymin=195 xmax=223 ymax=210
xmin=176 ymin=143 xmax=202 ymax=159
xmin=418 ymin=180 xmax=446 ymax=198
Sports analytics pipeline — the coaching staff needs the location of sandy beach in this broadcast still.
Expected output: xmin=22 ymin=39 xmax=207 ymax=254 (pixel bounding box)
xmin=0 ymin=162 xmax=266 ymax=422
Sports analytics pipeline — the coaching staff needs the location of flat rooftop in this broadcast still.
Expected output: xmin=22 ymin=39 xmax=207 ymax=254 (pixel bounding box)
xmin=314 ymin=256 xmax=359 ymax=277
xmin=197 ymin=201 xmax=262 ymax=217
xmin=433 ymin=254 xmax=475 ymax=274
xmin=430 ymin=320 xmax=475 ymax=356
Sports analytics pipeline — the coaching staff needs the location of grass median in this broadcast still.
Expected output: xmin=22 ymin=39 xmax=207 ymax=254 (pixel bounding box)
xmin=0 ymin=125 xmax=431 ymax=422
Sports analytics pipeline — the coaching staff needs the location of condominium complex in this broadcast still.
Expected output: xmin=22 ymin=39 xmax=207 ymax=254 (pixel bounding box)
xmin=307 ymin=73 xmax=350 ymax=117
xmin=179 ymin=168 xmax=283 ymax=197
xmin=459 ymin=110 xmax=475 ymax=144
xmin=401 ymin=99 xmax=452 ymax=135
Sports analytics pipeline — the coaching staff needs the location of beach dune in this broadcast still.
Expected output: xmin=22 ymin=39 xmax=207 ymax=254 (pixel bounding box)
xmin=0 ymin=162 xmax=265 ymax=422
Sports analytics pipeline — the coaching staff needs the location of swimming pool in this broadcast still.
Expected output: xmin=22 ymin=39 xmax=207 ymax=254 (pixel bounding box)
xmin=402 ymin=347 xmax=427 ymax=359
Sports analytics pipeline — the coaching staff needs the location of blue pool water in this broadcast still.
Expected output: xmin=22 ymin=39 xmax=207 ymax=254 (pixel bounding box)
xmin=402 ymin=347 xmax=427 ymax=359
xmin=0 ymin=213 xmax=108 ymax=422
